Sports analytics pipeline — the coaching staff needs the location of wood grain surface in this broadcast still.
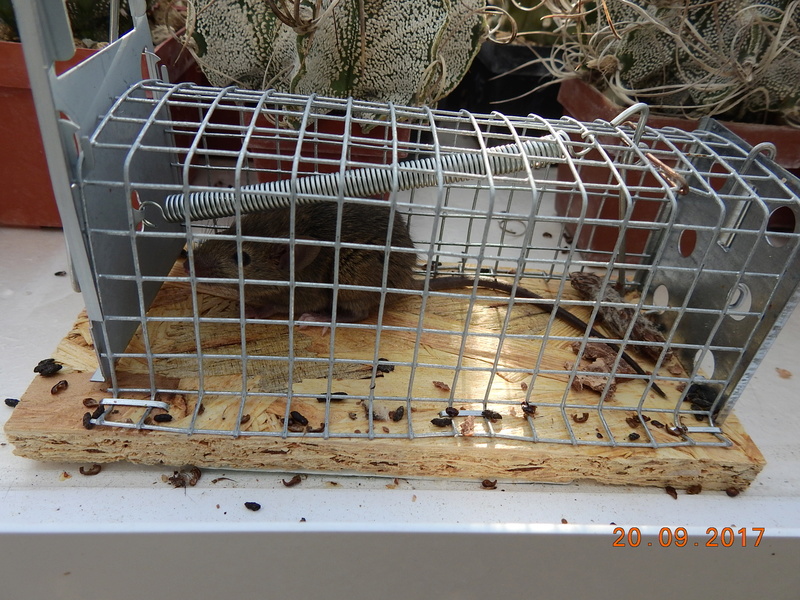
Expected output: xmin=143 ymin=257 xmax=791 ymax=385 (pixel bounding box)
xmin=5 ymin=268 xmax=765 ymax=490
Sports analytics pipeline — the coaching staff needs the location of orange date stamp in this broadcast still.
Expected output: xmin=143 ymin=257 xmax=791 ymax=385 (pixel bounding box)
xmin=612 ymin=527 xmax=765 ymax=547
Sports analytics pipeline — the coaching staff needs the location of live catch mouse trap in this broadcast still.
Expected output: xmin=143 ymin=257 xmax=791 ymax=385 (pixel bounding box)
xmin=6 ymin=0 xmax=799 ymax=489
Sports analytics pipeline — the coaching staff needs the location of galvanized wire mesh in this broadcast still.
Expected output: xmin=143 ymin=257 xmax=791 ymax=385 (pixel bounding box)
xmin=73 ymin=81 xmax=800 ymax=449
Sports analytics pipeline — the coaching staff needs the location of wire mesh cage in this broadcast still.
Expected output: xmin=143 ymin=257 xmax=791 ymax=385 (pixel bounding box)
xmin=64 ymin=78 xmax=799 ymax=451
xmin=14 ymin=1 xmax=800 ymax=459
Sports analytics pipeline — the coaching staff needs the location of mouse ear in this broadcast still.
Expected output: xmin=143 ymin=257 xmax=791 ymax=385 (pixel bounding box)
xmin=276 ymin=238 xmax=321 ymax=273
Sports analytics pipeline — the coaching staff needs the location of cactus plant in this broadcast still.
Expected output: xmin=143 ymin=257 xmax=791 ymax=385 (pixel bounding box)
xmin=188 ymin=0 xmax=487 ymax=109
xmin=0 ymin=0 xmax=138 ymax=46
xmin=0 ymin=0 xmax=183 ymax=47
xmin=533 ymin=0 xmax=800 ymax=126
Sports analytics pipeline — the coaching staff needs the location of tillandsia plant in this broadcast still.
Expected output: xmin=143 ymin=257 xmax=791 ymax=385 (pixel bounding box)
xmin=534 ymin=0 xmax=800 ymax=126
xmin=187 ymin=0 xmax=487 ymax=109
xmin=485 ymin=0 xmax=559 ymax=46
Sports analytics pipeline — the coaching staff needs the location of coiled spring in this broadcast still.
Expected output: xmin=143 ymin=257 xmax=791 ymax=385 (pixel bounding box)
xmin=161 ymin=137 xmax=564 ymax=223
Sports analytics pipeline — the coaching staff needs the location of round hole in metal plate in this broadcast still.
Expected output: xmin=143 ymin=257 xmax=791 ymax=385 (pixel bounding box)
xmin=706 ymin=161 xmax=730 ymax=192
xmin=693 ymin=349 xmax=716 ymax=379
xmin=131 ymin=190 xmax=146 ymax=232
xmin=766 ymin=205 xmax=796 ymax=248
xmin=727 ymin=283 xmax=752 ymax=322
xmin=652 ymin=284 xmax=669 ymax=313
xmin=678 ymin=229 xmax=697 ymax=257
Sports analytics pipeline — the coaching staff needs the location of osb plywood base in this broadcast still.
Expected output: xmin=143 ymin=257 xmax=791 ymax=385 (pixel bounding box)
xmin=5 ymin=275 xmax=766 ymax=490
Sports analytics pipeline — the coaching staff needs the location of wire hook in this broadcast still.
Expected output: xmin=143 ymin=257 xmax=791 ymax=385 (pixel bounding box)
xmin=138 ymin=200 xmax=167 ymax=229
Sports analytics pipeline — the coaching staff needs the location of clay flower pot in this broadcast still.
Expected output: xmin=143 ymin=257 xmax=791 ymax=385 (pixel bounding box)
xmin=558 ymin=78 xmax=800 ymax=170
xmin=0 ymin=41 xmax=95 ymax=227
xmin=554 ymin=78 xmax=800 ymax=260
xmin=0 ymin=34 xmax=204 ymax=228
xmin=248 ymin=115 xmax=411 ymax=183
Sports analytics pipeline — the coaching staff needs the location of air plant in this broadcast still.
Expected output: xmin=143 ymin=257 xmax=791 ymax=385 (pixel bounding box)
xmin=485 ymin=0 xmax=560 ymax=46
xmin=532 ymin=0 xmax=800 ymax=125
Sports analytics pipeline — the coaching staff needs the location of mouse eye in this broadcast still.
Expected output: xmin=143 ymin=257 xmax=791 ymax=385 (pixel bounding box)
xmin=231 ymin=251 xmax=251 ymax=267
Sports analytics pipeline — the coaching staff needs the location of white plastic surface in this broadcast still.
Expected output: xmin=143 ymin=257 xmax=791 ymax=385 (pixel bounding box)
xmin=2 ymin=227 xmax=799 ymax=598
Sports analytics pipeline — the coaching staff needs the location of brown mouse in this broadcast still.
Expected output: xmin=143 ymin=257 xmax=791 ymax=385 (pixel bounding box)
xmin=186 ymin=201 xmax=665 ymax=397
xmin=186 ymin=201 xmax=417 ymax=323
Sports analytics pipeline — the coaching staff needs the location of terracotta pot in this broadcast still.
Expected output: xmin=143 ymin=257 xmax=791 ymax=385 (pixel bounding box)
xmin=249 ymin=115 xmax=411 ymax=184
xmin=151 ymin=33 xmax=208 ymax=87
xmin=558 ymin=78 xmax=800 ymax=170
xmin=0 ymin=41 xmax=96 ymax=228
xmin=0 ymin=35 xmax=205 ymax=228
xmin=555 ymin=78 xmax=800 ymax=261
xmin=152 ymin=34 xmax=411 ymax=182
xmin=151 ymin=33 xmax=247 ymax=157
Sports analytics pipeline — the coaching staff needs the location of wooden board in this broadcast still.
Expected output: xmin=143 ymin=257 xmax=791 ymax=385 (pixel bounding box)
xmin=5 ymin=270 xmax=766 ymax=490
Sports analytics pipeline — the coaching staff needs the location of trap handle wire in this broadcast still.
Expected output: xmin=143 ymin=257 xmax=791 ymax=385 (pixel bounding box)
xmin=160 ymin=137 xmax=566 ymax=222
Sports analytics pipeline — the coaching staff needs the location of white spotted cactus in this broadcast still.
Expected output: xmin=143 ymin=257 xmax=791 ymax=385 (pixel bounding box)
xmin=188 ymin=0 xmax=487 ymax=107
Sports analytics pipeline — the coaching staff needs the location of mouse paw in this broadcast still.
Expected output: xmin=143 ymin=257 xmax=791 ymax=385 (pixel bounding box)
xmin=296 ymin=312 xmax=333 ymax=323
xmin=296 ymin=312 xmax=333 ymax=336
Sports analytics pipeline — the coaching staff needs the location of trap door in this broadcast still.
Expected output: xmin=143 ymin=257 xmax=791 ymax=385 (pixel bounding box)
xmin=636 ymin=119 xmax=800 ymax=420
xmin=13 ymin=0 xmax=187 ymax=377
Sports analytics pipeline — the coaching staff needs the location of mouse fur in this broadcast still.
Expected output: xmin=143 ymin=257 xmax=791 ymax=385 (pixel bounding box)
xmin=186 ymin=201 xmax=417 ymax=322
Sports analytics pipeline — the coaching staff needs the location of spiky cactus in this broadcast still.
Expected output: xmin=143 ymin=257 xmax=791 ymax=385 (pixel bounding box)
xmin=188 ymin=0 xmax=487 ymax=108
xmin=0 ymin=0 xmax=164 ymax=46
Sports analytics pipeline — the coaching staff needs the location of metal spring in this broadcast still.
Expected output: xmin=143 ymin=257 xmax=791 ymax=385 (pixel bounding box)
xmin=161 ymin=137 xmax=564 ymax=222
